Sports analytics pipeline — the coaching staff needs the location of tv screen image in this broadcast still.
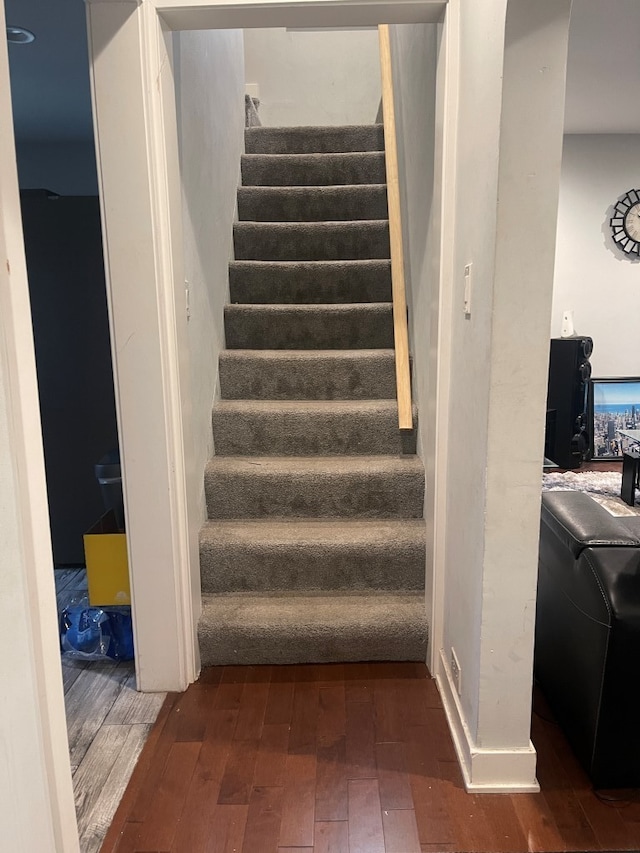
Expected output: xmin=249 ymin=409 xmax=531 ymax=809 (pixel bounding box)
xmin=590 ymin=378 xmax=640 ymax=460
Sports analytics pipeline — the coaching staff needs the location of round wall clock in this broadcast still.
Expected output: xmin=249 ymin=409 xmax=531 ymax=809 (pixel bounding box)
xmin=610 ymin=189 xmax=640 ymax=257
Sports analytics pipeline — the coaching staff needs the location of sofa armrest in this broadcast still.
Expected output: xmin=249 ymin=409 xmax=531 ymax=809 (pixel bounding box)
xmin=541 ymin=491 xmax=640 ymax=558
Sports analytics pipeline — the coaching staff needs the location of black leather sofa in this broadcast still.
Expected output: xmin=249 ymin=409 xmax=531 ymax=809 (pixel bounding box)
xmin=536 ymin=490 xmax=640 ymax=788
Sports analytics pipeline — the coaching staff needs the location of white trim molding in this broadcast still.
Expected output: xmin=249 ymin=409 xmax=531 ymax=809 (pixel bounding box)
xmin=87 ymin=0 xmax=196 ymax=691
xmin=436 ymin=649 xmax=539 ymax=793
xmin=85 ymin=0 xmax=450 ymax=695
xmin=155 ymin=0 xmax=447 ymax=31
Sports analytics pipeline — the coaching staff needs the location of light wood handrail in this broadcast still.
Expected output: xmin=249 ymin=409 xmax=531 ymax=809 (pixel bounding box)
xmin=378 ymin=24 xmax=413 ymax=431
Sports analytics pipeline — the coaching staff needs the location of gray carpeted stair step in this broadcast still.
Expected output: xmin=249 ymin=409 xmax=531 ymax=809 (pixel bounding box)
xmin=229 ymin=260 xmax=391 ymax=304
xmin=245 ymin=125 xmax=385 ymax=154
xmin=241 ymin=152 xmax=386 ymax=186
xmin=233 ymin=221 xmax=390 ymax=262
xmin=237 ymin=185 xmax=388 ymax=222
xmin=205 ymin=455 xmax=425 ymax=519
xmin=219 ymin=349 xmax=399 ymax=400
xmin=198 ymin=591 xmax=427 ymax=665
xmin=212 ymin=400 xmax=416 ymax=456
xmin=199 ymin=519 xmax=426 ymax=593
xmin=224 ymin=303 xmax=393 ymax=350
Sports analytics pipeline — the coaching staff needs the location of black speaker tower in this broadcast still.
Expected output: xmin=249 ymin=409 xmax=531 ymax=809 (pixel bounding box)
xmin=546 ymin=336 xmax=593 ymax=469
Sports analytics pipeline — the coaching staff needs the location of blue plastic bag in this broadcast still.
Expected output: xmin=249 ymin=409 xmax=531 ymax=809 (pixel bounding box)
xmin=60 ymin=596 xmax=134 ymax=661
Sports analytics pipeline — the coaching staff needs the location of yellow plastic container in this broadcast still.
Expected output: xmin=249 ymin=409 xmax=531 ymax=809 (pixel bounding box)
xmin=84 ymin=511 xmax=131 ymax=606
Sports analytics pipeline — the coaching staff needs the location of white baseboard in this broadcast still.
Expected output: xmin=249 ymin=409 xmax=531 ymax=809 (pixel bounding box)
xmin=435 ymin=648 xmax=540 ymax=793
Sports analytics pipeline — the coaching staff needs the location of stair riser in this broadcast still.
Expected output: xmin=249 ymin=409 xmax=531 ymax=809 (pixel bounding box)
xmin=205 ymin=468 xmax=425 ymax=519
xmin=237 ymin=186 xmax=388 ymax=222
xmin=200 ymin=541 xmax=425 ymax=593
xmin=198 ymin=614 xmax=427 ymax=666
xmin=233 ymin=222 xmax=390 ymax=262
xmin=245 ymin=125 xmax=385 ymax=154
xmin=212 ymin=408 xmax=416 ymax=455
xmin=229 ymin=261 xmax=392 ymax=304
xmin=224 ymin=306 xmax=394 ymax=350
xmin=241 ymin=153 xmax=386 ymax=186
xmin=219 ymin=353 xmax=398 ymax=400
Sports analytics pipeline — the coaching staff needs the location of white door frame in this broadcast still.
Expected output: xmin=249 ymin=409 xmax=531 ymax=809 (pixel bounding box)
xmin=85 ymin=0 xmax=450 ymax=693
xmin=2 ymin=0 xmax=577 ymax=844
xmin=0 ymin=1 xmax=79 ymax=847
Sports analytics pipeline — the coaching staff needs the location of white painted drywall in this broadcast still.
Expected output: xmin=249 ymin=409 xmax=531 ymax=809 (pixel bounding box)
xmin=243 ymin=28 xmax=381 ymax=126
xmin=479 ymin=0 xmax=571 ymax=753
xmin=0 ymin=1 xmax=79 ymax=844
xmin=16 ymin=140 xmax=99 ymax=195
xmin=438 ymin=0 xmax=571 ymax=785
xmin=388 ymin=23 xmax=438 ymax=626
xmin=173 ymin=28 xmax=246 ymax=643
xmin=552 ymin=134 xmax=640 ymax=377
xmin=440 ymin=0 xmax=507 ymax=744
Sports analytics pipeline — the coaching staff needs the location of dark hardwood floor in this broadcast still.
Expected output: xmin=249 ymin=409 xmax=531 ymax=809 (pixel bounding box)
xmin=99 ymin=662 xmax=640 ymax=853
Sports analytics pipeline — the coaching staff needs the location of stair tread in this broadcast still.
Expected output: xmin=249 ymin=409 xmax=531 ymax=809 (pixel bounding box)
xmin=220 ymin=348 xmax=396 ymax=359
xmin=225 ymin=302 xmax=392 ymax=312
xmin=206 ymin=454 xmax=424 ymax=472
xmin=248 ymin=124 xmax=384 ymax=131
xmin=234 ymin=219 xmax=388 ymax=228
xmin=201 ymin=590 xmax=425 ymax=620
xmin=213 ymin=399 xmax=399 ymax=412
xmin=242 ymin=151 xmax=384 ymax=161
xmin=229 ymin=259 xmax=390 ymax=268
xmin=201 ymin=517 xmax=425 ymax=541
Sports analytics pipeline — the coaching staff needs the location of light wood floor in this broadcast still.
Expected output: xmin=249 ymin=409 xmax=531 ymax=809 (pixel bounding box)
xmin=98 ymin=661 xmax=640 ymax=853
xmin=56 ymin=569 xmax=165 ymax=853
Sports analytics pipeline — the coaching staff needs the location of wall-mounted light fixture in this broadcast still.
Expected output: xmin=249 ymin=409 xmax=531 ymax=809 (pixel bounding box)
xmin=6 ymin=26 xmax=36 ymax=45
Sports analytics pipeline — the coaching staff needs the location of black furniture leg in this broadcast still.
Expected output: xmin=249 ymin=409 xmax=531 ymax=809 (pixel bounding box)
xmin=621 ymin=450 xmax=640 ymax=506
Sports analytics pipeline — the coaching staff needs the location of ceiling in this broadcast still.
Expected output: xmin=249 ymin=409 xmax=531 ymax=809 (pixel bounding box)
xmin=5 ymin=0 xmax=94 ymax=141
xmin=564 ymin=0 xmax=640 ymax=133
xmin=4 ymin=0 xmax=640 ymax=142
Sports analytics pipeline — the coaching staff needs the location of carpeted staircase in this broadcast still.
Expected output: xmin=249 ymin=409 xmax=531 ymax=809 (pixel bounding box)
xmin=198 ymin=124 xmax=427 ymax=665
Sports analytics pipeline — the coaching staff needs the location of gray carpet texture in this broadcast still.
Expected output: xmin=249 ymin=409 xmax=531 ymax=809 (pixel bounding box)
xmin=224 ymin=303 xmax=394 ymax=350
xmin=212 ymin=400 xmax=417 ymax=455
xmin=245 ymin=124 xmax=385 ymax=154
xmin=198 ymin=123 xmax=427 ymax=666
xmin=229 ymin=260 xmax=392 ymax=304
xmin=237 ymin=185 xmax=388 ymax=222
xmin=233 ymin=220 xmax=390 ymax=261
xmin=218 ymin=350 xmax=400 ymax=400
xmin=241 ymin=152 xmax=386 ymax=186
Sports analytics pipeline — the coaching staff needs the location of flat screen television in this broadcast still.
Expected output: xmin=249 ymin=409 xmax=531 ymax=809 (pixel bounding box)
xmin=589 ymin=377 xmax=640 ymax=460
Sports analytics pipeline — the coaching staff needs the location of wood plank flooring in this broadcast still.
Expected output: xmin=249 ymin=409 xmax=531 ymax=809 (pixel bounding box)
xmin=99 ymin=661 xmax=640 ymax=853
xmin=55 ymin=568 xmax=166 ymax=853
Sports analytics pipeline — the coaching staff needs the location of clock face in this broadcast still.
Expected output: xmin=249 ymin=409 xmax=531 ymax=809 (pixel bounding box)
xmin=610 ymin=190 xmax=640 ymax=257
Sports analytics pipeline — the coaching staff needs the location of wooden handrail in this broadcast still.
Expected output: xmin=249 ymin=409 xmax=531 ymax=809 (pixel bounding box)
xmin=378 ymin=24 xmax=413 ymax=431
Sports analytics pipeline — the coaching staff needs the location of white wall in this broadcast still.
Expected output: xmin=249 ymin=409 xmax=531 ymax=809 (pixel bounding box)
xmin=388 ymin=23 xmax=438 ymax=626
xmin=243 ymin=27 xmax=381 ymax=126
xmin=16 ymin=140 xmax=99 ymax=195
xmin=552 ymin=134 xmax=640 ymax=376
xmin=173 ymin=28 xmax=246 ymax=645
xmin=436 ymin=0 xmax=572 ymax=789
